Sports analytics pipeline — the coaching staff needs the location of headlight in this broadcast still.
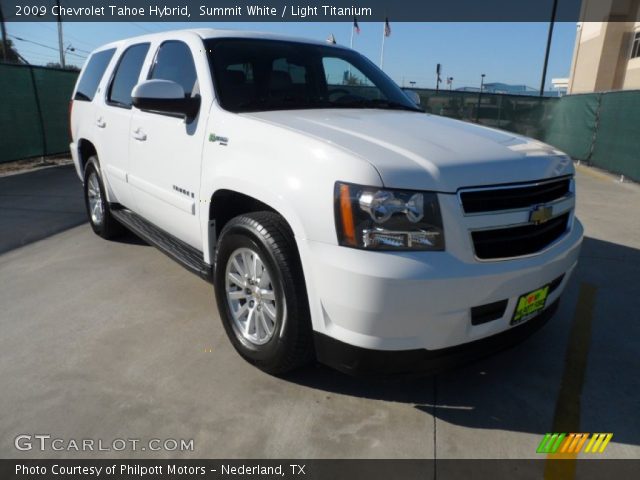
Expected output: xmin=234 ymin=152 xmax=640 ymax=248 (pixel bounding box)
xmin=334 ymin=182 xmax=445 ymax=251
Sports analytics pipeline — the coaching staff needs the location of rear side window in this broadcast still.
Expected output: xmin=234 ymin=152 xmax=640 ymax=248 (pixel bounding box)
xmin=108 ymin=43 xmax=150 ymax=108
xmin=150 ymin=41 xmax=198 ymax=97
xmin=74 ymin=48 xmax=115 ymax=101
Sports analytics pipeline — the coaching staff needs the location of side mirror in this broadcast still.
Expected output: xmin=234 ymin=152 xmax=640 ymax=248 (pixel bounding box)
xmin=403 ymin=89 xmax=421 ymax=106
xmin=132 ymin=79 xmax=200 ymax=120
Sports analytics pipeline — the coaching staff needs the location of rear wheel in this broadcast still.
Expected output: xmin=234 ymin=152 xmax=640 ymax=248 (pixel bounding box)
xmin=214 ymin=212 xmax=313 ymax=374
xmin=83 ymin=157 xmax=123 ymax=239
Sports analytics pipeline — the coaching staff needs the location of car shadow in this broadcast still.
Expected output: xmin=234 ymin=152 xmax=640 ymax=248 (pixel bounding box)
xmin=0 ymin=166 xmax=87 ymax=254
xmin=285 ymin=237 xmax=640 ymax=448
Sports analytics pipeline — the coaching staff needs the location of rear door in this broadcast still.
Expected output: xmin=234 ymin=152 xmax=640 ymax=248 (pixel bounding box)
xmin=71 ymin=48 xmax=116 ymax=175
xmin=127 ymin=39 xmax=207 ymax=249
xmin=93 ymin=42 xmax=150 ymax=209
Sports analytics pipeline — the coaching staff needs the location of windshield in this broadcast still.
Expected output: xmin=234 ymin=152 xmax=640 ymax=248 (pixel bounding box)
xmin=205 ymin=38 xmax=421 ymax=113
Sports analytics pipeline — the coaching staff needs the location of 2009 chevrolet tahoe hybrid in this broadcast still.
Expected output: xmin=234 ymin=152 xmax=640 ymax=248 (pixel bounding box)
xmin=70 ymin=29 xmax=583 ymax=375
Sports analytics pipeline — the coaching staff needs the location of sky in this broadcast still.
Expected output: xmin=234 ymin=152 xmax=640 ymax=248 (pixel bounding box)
xmin=5 ymin=21 xmax=578 ymax=90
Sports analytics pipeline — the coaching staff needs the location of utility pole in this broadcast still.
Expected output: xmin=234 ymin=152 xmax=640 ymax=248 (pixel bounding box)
xmin=56 ymin=0 xmax=65 ymax=68
xmin=540 ymin=0 xmax=559 ymax=96
xmin=0 ymin=3 xmax=9 ymax=62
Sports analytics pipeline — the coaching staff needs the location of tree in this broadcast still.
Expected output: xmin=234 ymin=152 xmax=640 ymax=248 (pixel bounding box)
xmin=0 ymin=39 xmax=22 ymax=64
xmin=45 ymin=62 xmax=80 ymax=71
xmin=343 ymin=72 xmax=362 ymax=86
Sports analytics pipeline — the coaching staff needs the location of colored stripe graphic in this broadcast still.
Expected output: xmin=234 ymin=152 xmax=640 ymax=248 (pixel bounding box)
xmin=559 ymin=433 xmax=575 ymax=453
xmin=597 ymin=433 xmax=613 ymax=453
xmin=537 ymin=434 xmax=553 ymax=453
xmin=551 ymin=433 xmax=565 ymax=453
xmin=574 ymin=434 xmax=589 ymax=453
xmin=538 ymin=433 xmax=613 ymax=454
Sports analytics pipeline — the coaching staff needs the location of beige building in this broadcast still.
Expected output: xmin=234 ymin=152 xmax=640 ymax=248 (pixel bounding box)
xmin=568 ymin=0 xmax=640 ymax=93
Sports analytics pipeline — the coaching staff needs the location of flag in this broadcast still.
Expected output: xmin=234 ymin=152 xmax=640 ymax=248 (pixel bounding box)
xmin=353 ymin=17 xmax=360 ymax=34
xmin=384 ymin=17 xmax=391 ymax=37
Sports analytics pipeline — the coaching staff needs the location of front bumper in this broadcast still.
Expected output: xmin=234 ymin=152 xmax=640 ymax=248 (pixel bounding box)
xmin=314 ymin=299 xmax=559 ymax=376
xmin=303 ymin=218 xmax=583 ymax=365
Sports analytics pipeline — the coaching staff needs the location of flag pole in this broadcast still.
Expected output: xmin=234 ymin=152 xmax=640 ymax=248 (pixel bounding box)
xmin=350 ymin=22 xmax=354 ymax=49
xmin=380 ymin=23 xmax=386 ymax=69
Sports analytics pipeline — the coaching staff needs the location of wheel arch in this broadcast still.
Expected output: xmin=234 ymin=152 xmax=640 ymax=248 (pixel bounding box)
xmin=204 ymin=186 xmax=308 ymax=268
xmin=77 ymin=138 xmax=97 ymax=177
xmin=209 ymin=189 xmax=278 ymax=240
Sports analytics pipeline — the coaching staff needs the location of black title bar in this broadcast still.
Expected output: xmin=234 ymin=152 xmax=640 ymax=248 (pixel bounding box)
xmin=2 ymin=0 xmax=640 ymax=22
xmin=3 ymin=460 xmax=640 ymax=480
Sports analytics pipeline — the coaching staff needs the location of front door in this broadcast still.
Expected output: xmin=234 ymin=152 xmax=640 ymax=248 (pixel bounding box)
xmin=127 ymin=40 xmax=207 ymax=250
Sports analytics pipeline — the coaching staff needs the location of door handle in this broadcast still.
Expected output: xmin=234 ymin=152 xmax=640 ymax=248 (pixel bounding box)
xmin=95 ymin=117 xmax=106 ymax=128
xmin=132 ymin=128 xmax=147 ymax=141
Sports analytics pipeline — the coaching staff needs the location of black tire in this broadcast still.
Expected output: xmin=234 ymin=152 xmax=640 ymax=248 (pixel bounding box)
xmin=213 ymin=211 xmax=314 ymax=374
xmin=83 ymin=157 xmax=123 ymax=239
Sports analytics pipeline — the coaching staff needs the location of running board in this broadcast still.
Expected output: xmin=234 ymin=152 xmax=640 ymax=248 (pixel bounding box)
xmin=111 ymin=209 xmax=213 ymax=282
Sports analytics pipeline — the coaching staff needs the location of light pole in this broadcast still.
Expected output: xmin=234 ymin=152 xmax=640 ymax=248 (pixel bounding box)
xmin=448 ymin=77 xmax=454 ymax=91
xmin=476 ymin=74 xmax=486 ymax=123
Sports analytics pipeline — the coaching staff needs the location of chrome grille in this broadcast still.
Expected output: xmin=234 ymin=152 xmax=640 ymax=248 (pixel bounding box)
xmin=471 ymin=213 xmax=570 ymax=260
xmin=460 ymin=177 xmax=571 ymax=214
xmin=458 ymin=177 xmax=574 ymax=261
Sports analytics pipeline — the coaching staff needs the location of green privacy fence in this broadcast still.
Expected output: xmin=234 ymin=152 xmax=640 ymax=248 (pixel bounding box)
xmin=412 ymin=88 xmax=640 ymax=181
xmin=1 ymin=65 xmax=639 ymax=181
xmin=589 ymin=91 xmax=640 ymax=180
xmin=0 ymin=63 xmax=78 ymax=163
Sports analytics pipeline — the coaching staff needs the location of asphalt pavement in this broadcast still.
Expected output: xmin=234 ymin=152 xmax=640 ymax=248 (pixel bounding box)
xmin=0 ymin=166 xmax=85 ymax=254
xmin=0 ymin=164 xmax=638 ymax=461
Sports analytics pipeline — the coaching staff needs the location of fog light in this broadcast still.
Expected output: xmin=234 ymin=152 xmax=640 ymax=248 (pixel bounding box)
xmin=363 ymin=228 xmax=441 ymax=248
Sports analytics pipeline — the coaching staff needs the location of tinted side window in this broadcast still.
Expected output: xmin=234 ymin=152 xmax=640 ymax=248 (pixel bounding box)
xmin=108 ymin=43 xmax=150 ymax=108
xmin=74 ymin=49 xmax=115 ymax=101
xmin=150 ymin=41 xmax=198 ymax=97
xmin=273 ymin=58 xmax=306 ymax=84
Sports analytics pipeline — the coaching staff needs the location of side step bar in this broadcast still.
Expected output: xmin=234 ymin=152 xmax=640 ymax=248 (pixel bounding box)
xmin=111 ymin=209 xmax=213 ymax=282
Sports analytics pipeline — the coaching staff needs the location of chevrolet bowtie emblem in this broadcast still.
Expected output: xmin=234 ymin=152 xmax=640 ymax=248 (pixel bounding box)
xmin=530 ymin=205 xmax=553 ymax=224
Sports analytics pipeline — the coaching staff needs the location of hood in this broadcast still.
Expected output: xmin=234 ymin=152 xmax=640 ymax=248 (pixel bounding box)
xmin=244 ymin=109 xmax=573 ymax=192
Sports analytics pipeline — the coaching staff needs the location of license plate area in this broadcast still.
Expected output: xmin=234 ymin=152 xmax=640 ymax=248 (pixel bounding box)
xmin=511 ymin=284 xmax=550 ymax=326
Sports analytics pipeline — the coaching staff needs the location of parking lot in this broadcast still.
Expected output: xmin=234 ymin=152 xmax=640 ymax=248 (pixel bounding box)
xmin=0 ymin=163 xmax=638 ymax=460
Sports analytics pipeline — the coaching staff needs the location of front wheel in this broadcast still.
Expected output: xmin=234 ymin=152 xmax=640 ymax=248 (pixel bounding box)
xmin=213 ymin=212 xmax=313 ymax=374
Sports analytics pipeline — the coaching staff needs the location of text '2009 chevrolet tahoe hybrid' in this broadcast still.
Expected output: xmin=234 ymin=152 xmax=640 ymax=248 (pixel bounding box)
xmin=70 ymin=29 xmax=583 ymax=375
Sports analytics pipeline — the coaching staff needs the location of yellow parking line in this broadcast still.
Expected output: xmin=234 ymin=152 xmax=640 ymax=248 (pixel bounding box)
xmin=544 ymin=283 xmax=597 ymax=480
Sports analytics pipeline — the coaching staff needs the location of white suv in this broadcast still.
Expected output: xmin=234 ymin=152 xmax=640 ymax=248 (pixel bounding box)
xmin=70 ymin=29 xmax=583 ymax=375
